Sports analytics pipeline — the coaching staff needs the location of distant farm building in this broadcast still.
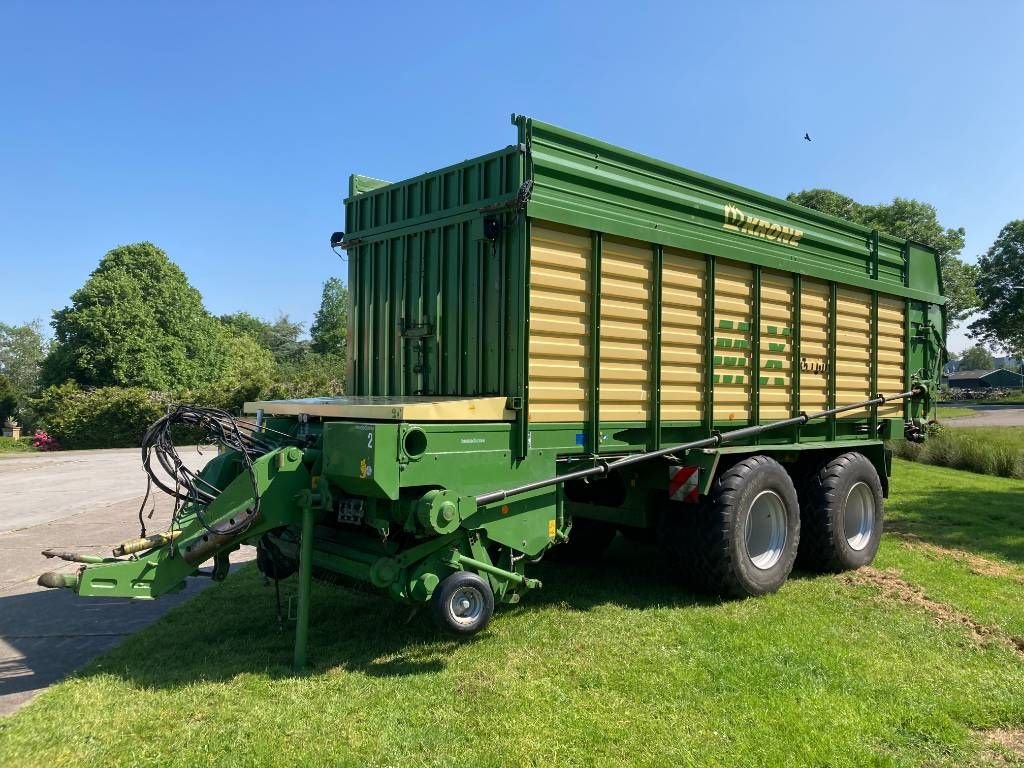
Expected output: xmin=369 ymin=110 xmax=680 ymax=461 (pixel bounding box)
xmin=945 ymin=368 xmax=1023 ymax=389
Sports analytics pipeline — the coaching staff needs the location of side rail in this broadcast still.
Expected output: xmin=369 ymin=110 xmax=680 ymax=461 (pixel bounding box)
xmin=478 ymin=388 xmax=924 ymax=507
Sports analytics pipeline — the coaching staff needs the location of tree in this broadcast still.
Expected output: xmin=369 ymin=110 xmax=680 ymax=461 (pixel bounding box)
xmin=787 ymin=190 xmax=979 ymax=323
xmin=0 ymin=376 xmax=17 ymax=424
xmin=310 ymin=277 xmax=349 ymax=356
xmin=968 ymin=220 xmax=1024 ymax=358
xmin=959 ymin=344 xmax=994 ymax=371
xmin=219 ymin=311 xmax=308 ymax=364
xmin=0 ymin=320 xmax=47 ymax=397
xmin=41 ymin=243 xmax=233 ymax=391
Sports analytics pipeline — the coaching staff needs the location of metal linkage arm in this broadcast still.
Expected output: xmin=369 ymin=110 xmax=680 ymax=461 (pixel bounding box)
xmin=476 ymin=388 xmax=922 ymax=507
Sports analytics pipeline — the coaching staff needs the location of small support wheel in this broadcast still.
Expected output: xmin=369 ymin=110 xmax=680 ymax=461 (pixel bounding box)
xmin=432 ymin=571 xmax=495 ymax=636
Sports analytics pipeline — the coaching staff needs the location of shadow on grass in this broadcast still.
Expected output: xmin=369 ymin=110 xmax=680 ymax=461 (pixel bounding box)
xmin=50 ymin=538 xmax=719 ymax=691
xmin=886 ymin=480 xmax=1024 ymax=565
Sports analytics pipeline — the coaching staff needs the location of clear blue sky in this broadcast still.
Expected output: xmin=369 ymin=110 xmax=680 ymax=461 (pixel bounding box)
xmin=2 ymin=1 xmax=1021 ymax=353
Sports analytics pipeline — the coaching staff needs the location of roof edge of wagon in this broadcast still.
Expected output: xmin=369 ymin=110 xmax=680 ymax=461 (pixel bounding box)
xmin=515 ymin=114 xmax=944 ymax=305
xmin=513 ymin=114 xmax=933 ymax=255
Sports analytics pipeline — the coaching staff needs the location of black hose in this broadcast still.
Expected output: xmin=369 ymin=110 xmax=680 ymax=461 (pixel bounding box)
xmin=138 ymin=405 xmax=272 ymax=538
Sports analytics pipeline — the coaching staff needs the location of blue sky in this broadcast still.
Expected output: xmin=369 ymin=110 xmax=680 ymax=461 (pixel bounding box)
xmin=1 ymin=2 xmax=1021 ymax=353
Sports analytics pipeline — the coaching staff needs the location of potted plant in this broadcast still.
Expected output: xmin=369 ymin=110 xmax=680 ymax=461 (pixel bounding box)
xmin=2 ymin=415 xmax=21 ymax=440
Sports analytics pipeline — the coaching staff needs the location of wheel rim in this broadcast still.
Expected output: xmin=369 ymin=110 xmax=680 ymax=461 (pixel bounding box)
xmin=844 ymin=482 xmax=876 ymax=551
xmin=449 ymin=585 xmax=485 ymax=627
xmin=745 ymin=490 xmax=787 ymax=570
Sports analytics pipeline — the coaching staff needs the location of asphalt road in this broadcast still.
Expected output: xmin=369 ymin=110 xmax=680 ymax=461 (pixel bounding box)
xmin=0 ymin=448 xmax=253 ymax=716
xmin=943 ymin=404 xmax=1024 ymax=428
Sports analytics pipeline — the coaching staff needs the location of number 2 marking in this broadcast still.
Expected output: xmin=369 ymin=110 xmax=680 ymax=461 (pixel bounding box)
xmin=367 ymin=432 xmax=374 ymax=449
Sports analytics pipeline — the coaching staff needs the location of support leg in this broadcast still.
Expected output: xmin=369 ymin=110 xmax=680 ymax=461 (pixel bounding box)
xmin=293 ymin=502 xmax=315 ymax=672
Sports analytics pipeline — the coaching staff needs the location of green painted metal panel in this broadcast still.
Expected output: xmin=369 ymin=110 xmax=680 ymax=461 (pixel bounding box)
xmin=344 ymin=148 xmax=524 ymax=401
xmin=340 ymin=114 xmax=945 ymax=463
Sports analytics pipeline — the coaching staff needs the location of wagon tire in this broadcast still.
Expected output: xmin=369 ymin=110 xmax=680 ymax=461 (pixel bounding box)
xmin=432 ymin=571 xmax=494 ymax=636
xmin=689 ymin=455 xmax=800 ymax=598
xmin=798 ymin=452 xmax=884 ymax=572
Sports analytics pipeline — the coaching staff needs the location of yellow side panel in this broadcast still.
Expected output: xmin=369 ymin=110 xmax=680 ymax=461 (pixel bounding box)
xmin=661 ymin=248 xmax=705 ymax=421
xmin=759 ymin=270 xmax=795 ymax=419
xmin=835 ymin=287 xmax=872 ymax=417
xmin=600 ymin=237 xmax=653 ymax=422
xmin=877 ymin=294 xmax=906 ymax=417
xmin=528 ymin=224 xmax=591 ymax=423
xmin=800 ymin=279 xmax=830 ymax=412
xmin=714 ymin=260 xmax=752 ymax=421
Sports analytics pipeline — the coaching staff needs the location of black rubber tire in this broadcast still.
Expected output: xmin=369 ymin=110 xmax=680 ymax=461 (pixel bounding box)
xmin=551 ymin=516 xmax=618 ymax=563
xmin=680 ymin=455 xmax=800 ymax=598
xmin=798 ymin=452 xmax=884 ymax=573
xmin=431 ymin=571 xmax=495 ymax=636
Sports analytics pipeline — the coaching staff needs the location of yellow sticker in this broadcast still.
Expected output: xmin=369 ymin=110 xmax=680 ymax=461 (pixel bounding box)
xmin=548 ymin=519 xmax=556 ymax=538
xmin=311 ymin=475 xmax=320 ymax=490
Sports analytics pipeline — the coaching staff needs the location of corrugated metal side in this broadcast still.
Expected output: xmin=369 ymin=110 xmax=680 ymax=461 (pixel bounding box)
xmin=835 ymin=287 xmax=873 ymax=416
xmin=800 ymin=280 xmax=831 ymax=412
xmin=759 ymin=270 xmax=795 ymax=420
xmin=345 ymin=148 xmax=523 ymax=400
xmin=713 ymin=261 xmax=753 ymax=421
xmin=877 ymin=295 xmax=906 ymax=417
xmin=600 ymin=237 xmax=653 ymax=422
xmin=528 ymin=223 xmax=591 ymax=423
xmin=660 ymin=248 xmax=705 ymax=421
xmin=526 ymin=219 xmax=912 ymax=431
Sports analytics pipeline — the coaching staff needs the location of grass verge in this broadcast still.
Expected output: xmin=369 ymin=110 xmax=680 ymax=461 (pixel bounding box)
xmin=891 ymin=427 xmax=1024 ymax=479
xmin=936 ymin=405 xmax=980 ymax=419
xmin=1 ymin=460 xmax=1022 ymax=767
xmin=0 ymin=437 xmax=36 ymax=454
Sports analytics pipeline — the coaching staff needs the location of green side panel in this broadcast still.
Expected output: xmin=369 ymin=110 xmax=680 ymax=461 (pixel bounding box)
xmin=344 ymin=147 xmax=525 ymax=400
xmin=322 ymin=422 xmax=401 ymax=500
xmin=515 ymin=115 xmax=944 ymax=305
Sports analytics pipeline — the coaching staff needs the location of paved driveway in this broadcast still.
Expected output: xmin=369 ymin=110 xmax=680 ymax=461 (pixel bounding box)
xmin=943 ymin=404 xmax=1024 ymax=427
xmin=0 ymin=448 xmax=253 ymax=716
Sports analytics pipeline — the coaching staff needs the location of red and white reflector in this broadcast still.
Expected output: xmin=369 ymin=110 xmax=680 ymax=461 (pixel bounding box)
xmin=668 ymin=466 xmax=700 ymax=503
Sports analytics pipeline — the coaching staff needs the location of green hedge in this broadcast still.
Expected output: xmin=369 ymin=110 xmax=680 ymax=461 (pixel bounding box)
xmin=30 ymin=383 xmax=170 ymax=450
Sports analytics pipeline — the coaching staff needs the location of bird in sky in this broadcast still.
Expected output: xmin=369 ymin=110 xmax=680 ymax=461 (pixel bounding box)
xmin=804 ymin=133 xmax=812 ymax=142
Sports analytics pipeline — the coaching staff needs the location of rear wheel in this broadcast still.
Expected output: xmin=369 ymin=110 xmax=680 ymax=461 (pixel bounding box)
xmin=431 ymin=571 xmax=494 ymax=636
xmin=670 ymin=455 xmax=800 ymax=597
xmin=798 ymin=452 xmax=884 ymax=572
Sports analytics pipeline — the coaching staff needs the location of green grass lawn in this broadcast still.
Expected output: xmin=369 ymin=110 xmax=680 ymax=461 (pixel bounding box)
xmin=1 ymin=459 xmax=1023 ymax=767
xmin=0 ymin=436 xmax=36 ymax=454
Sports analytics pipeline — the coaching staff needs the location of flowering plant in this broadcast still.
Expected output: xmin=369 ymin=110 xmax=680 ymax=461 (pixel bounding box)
xmin=32 ymin=430 xmax=61 ymax=451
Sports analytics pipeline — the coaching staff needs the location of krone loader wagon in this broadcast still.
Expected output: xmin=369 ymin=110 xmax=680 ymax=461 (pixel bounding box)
xmin=39 ymin=115 xmax=945 ymax=669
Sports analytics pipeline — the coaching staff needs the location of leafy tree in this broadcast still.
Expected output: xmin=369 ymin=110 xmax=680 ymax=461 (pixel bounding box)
xmin=41 ymin=242 xmax=233 ymax=391
xmin=270 ymin=352 xmax=347 ymax=399
xmin=219 ymin=311 xmax=308 ymax=364
xmin=959 ymin=344 xmax=994 ymax=371
xmin=0 ymin=320 xmax=47 ymax=397
xmin=310 ymin=278 xmax=349 ymax=357
xmin=787 ymin=190 xmax=979 ymax=323
xmin=968 ymin=220 xmax=1024 ymax=358
xmin=188 ymin=332 xmax=278 ymax=411
xmin=0 ymin=376 xmax=17 ymax=424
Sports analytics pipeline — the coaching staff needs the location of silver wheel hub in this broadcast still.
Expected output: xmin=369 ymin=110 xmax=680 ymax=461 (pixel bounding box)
xmin=449 ymin=585 xmax=484 ymax=626
xmin=843 ymin=482 xmax=875 ymax=551
xmin=745 ymin=489 xmax=787 ymax=570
